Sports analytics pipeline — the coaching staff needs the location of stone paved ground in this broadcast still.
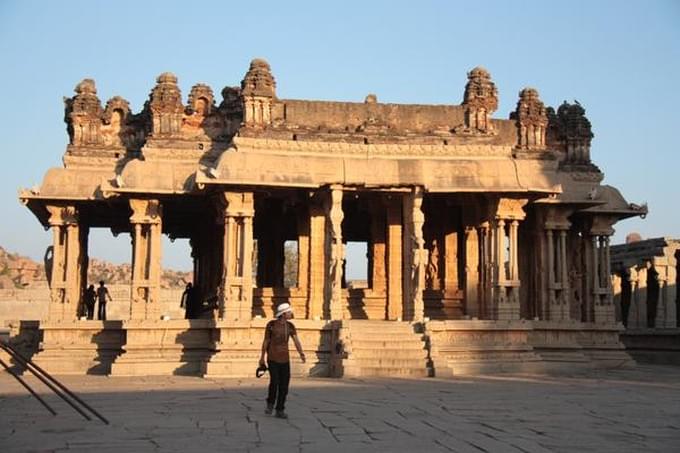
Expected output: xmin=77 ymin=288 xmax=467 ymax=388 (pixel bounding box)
xmin=1 ymin=365 xmax=680 ymax=453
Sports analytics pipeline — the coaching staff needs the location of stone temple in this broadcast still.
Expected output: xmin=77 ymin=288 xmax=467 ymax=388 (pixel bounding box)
xmin=18 ymin=59 xmax=647 ymax=377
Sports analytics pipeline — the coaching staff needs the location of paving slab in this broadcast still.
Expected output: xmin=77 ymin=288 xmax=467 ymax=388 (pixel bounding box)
xmin=1 ymin=365 xmax=680 ymax=452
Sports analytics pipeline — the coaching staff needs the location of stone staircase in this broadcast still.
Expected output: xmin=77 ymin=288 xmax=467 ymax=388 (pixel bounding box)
xmin=341 ymin=320 xmax=431 ymax=378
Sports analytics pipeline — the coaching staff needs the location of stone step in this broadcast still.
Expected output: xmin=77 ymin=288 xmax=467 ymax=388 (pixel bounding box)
xmin=345 ymin=357 xmax=428 ymax=368
xmin=346 ymin=340 xmax=427 ymax=350
xmin=346 ymin=332 xmax=425 ymax=341
xmin=343 ymin=364 xmax=430 ymax=378
xmin=344 ymin=323 xmax=419 ymax=334
xmin=348 ymin=348 xmax=427 ymax=359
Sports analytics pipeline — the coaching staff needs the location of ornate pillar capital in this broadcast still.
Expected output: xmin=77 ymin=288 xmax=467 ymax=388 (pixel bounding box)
xmin=129 ymin=199 xmax=162 ymax=224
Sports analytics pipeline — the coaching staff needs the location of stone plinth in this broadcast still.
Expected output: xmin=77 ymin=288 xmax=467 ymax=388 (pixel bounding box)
xmin=621 ymin=328 xmax=680 ymax=365
xmin=203 ymin=319 xmax=340 ymax=378
xmin=427 ymin=319 xmax=633 ymax=376
xmin=109 ymin=319 xmax=214 ymax=376
xmin=31 ymin=320 xmax=124 ymax=374
xmin=427 ymin=320 xmax=540 ymax=376
xmin=528 ymin=320 xmax=633 ymax=370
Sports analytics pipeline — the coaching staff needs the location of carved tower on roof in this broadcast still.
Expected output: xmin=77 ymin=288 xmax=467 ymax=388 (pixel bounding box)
xmin=241 ymin=58 xmax=276 ymax=127
xmin=147 ymin=72 xmax=184 ymax=136
xmin=64 ymin=79 xmax=104 ymax=146
xmin=462 ymin=67 xmax=498 ymax=134
xmin=512 ymin=87 xmax=548 ymax=150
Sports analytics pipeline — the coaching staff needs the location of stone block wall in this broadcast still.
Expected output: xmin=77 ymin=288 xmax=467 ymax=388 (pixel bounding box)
xmin=0 ymin=285 xmax=187 ymax=324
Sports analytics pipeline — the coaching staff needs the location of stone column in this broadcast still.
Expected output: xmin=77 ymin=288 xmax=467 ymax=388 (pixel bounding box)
xmin=218 ymin=192 xmax=255 ymax=321
xmin=592 ymin=234 xmax=616 ymax=324
xmin=129 ymin=199 xmax=163 ymax=321
xmin=628 ymin=266 xmax=644 ymax=328
xmin=478 ymin=222 xmax=491 ymax=319
xmin=492 ymin=198 xmax=527 ymax=320
xmin=664 ymin=261 xmax=678 ymax=328
xmin=464 ymin=227 xmax=480 ymax=319
xmin=307 ymin=201 xmax=326 ymax=320
xmin=403 ymin=187 xmax=426 ymax=322
xmin=386 ymin=197 xmax=402 ymax=320
xmin=655 ymin=261 xmax=678 ymax=328
xmin=326 ymin=185 xmax=344 ymax=320
xmin=46 ymin=205 xmax=81 ymax=321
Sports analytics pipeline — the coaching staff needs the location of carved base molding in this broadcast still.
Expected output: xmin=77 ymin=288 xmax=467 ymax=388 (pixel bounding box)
xmin=621 ymin=328 xmax=680 ymax=365
xmin=427 ymin=320 xmax=633 ymax=375
xmin=31 ymin=321 xmax=124 ymax=375
xmin=21 ymin=319 xmax=634 ymax=377
xmin=110 ymin=320 xmax=214 ymax=376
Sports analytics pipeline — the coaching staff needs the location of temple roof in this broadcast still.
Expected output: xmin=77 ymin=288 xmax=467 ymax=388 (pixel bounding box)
xmin=19 ymin=58 xmax=646 ymax=229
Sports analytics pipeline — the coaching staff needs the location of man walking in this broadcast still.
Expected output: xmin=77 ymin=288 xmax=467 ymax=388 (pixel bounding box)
xmin=259 ymin=303 xmax=305 ymax=419
xmin=96 ymin=280 xmax=112 ymax=320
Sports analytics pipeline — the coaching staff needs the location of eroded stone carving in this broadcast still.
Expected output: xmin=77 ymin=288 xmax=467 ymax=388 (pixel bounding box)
xmin=459 ymin=67 xmax=498 ymax=135
xmin=147 ymin=72 xmax=184 ymax=136
xmin=511 ymin=88 xmax=547 ymax=150
xmin=241 ymin=58 xmax=276 ymax=127
xmin=64 ymin=79 xmax=104 ymax=146
xmin=547 ymin=101 xmax=594 ymax=164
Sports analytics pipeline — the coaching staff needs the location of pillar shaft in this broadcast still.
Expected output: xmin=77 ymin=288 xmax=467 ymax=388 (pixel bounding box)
xmin=129 ymin=199 xmax=163 ymax=321
xmin=219 ymin=192 xmax=254 ymax=321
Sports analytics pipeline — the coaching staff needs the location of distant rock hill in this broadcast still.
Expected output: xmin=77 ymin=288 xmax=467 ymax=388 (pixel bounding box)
xmin=0 ymin=246 xmax=191 ymax=289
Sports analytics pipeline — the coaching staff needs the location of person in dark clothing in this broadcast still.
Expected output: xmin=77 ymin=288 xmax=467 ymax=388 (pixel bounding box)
xmin=180 ymin=282 xmax=195 ymax=319
xmin=259 ymin=303 xmax=305 ymax=419
xmin=97 ymin=281 xmax=112 ymax=320
xmin=84 ymin=284 xmax=96 ymax=320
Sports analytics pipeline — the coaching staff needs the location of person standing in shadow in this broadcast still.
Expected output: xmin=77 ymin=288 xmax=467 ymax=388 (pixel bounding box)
xmin=96 ymin=280 xmax=112 ymax=320
xmin=180 ymin=282 xmax=196 ymax=319
xmin=84 ymin=284 xmax=96 ymax=320
xmin=258 ymin=303 xmax=306 ymax=419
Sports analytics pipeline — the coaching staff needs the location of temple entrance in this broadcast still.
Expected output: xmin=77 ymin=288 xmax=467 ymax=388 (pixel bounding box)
xmin=421 ymin=195 xmax=465 ymax=320
xmin=341 ymin=192 xmax=398 ymax=320
xmin=252 ymin=190 xmax=308 ymax=318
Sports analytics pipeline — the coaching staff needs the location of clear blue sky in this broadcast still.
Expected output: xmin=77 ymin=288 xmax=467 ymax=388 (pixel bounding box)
xmin=1 ymin=1 xmax=679 ymax=276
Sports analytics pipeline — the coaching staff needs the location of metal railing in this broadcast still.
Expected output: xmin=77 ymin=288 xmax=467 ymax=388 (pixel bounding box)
xmin=0 ymin=340 xmax=109 ymax=424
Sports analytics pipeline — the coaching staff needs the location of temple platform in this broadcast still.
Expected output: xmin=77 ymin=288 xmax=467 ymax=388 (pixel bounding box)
xmin=4 ymin=319 xmax=635 ymax=377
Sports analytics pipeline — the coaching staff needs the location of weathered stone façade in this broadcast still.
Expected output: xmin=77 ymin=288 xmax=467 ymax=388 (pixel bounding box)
xmin=17 ymin=59 xmax=647 ymax=377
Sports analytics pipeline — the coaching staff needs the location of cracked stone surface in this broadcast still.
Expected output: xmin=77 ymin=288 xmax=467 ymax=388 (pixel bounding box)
xmin=1 ymin=365 xmax=679 ymax=452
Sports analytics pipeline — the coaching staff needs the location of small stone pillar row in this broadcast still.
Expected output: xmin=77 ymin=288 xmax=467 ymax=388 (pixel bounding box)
xmin=217 ymin=192 xmax=254 ymax=321
xmin=541 ymin=209 xmax=572 ymax=321
xmin=129 ymin=199 xmax=163 ymax=321
xmin=583 ymin=215 xmax=616 ymax=324
xmin=403 ymin=187 xmax=427 ymax=322
xmin=653 ymin=256 xmax=678 ymax=328
xmin=45 ymin=205 xmax=85 ymax=321
xmin=324 ymin=185 xmax=344 ymax=320
xmin=486 ymin=198 xmax=527 ymax=320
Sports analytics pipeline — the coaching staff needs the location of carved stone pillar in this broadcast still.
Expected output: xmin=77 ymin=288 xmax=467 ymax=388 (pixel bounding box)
xmin=325 ymin=186 xmax=344 ymax=320
xmin=491 ymin=198 xmax=527 ymax=320
xmin=664 ymin=261 xmax=677 ymax=328
xmin=464 ymin=227 xmax=480 ymax=319
xmin=46 ymin=205 xmax=82 ymax=321
xmin=655 ymin=261 xmax=677 ymax=328
xmin=592 ymin=233 xmax=615 ymax=324
xmin=478 ymin=222 xmax=491 ymax=319
xmin=217 ymin=192 xmax=254 ymax=321
xmin=542 ymin=220 xmax=571 ymax=321
xmin=307 ymin=201 xmax=326 ymax=320
xmin=628 ymin=267 xmax=643 ymax=328
xmin=403 ymin=187 xmax=426 ymax=322
xmin=385 ymin=197 xmax=402 ymax=320
xmin=129 ymin=199 xmax=163 ymax=321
